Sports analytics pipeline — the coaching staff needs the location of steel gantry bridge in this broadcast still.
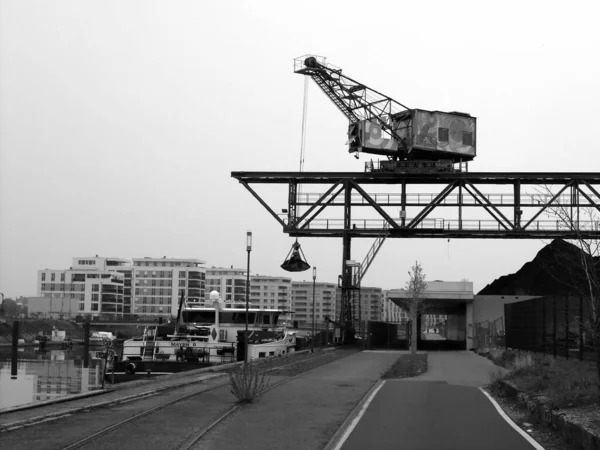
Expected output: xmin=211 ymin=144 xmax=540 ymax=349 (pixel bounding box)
xmin=232 ymin=170 xmax=600 ymax=343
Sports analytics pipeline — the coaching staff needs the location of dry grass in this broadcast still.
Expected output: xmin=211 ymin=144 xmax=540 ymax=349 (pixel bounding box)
xmin=381 ymin=354 xmax=428 ymax=379
xmin=229 ymin=362 xmax=270 ymax=404
xmin=488 ymin=349 xmax=599 ymax=408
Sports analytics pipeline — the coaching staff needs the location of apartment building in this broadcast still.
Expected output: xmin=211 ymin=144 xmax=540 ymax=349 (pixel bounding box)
xmin=205 ymin=267 xmax=248 ymax=304
xmin=250 ymin=275 xmax=293 ymax=324
xmin=38 ymin=256 xmax=206 ymax=319
xmin=38 ymin=257 xmax=129 ymax=317
xmin=205 ymin=268 xmax=293 ymax=323
xmin=381 ymin=291 xmax=408 ymax=323
xmin=291 ymin=281 xmax=338 ymax=326
xmin=131 ymin=257 xmax=206 ymax=316
xmin=332 ymin=286 xmax=384 ymax=325
xmin=358 ymin=286 xmax=383 ymax=322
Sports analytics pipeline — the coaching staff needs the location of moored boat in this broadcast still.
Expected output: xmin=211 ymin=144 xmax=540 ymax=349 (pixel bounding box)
xmin=120 ymin=291 xmax=296 ymax=368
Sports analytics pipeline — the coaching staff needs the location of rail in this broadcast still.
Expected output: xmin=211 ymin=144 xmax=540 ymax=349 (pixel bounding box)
xmin=295 ymin=192 xmax=600 ymax=207
xmin=56 ymin=349 xmax=349 ymax=450
xmin=301 ymin=218 xmax=599 ymax=232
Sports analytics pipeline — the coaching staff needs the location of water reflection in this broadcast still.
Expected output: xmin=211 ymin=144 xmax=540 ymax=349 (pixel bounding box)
xmin=0 ymin=349 xmax=105 ymax=409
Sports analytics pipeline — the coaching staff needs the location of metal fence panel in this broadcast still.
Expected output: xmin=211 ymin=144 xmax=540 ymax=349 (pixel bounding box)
xmin=505 ymin=295 xmax=594 ymax=361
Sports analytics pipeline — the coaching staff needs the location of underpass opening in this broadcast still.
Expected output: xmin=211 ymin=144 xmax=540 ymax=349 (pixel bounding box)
xmin=365 ymin=309 xmax=467 ymax=351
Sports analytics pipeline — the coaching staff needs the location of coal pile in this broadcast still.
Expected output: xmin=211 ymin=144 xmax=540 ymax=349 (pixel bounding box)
xmin=478 ymin=239 xmax=600 ymax=295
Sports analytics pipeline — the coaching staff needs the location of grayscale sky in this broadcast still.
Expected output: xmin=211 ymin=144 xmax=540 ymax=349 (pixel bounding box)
xmin=1 ymin=0 xmax=599 ymax=298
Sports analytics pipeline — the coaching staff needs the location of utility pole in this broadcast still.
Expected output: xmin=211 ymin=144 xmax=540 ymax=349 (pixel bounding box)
xmin=245 ymin=231 xmax=252 ymax=363
xmin=311 ymin=267 xmax=317 ymax=353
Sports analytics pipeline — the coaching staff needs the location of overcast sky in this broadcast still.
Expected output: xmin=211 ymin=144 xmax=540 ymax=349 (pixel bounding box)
xmin=1 ymin=0 xmax=599 ymax=299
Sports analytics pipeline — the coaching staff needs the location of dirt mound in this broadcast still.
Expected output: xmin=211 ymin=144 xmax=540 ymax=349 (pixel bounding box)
xmin=478 ymin=239 xmax=600 ymax=295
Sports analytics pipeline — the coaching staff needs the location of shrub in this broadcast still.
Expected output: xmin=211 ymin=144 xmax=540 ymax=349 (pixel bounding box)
xmin=500 ymin=349 xmax=517 ymax=368
xmin=500 ymin=351 xmax=600 ymax=408
xmin=489 ymin=368 xmax=507 ymax=394
xmin=229 ymin=362 xmax=270 ymax=404
xmin=508 ymin=351 xmax=541 ymax=376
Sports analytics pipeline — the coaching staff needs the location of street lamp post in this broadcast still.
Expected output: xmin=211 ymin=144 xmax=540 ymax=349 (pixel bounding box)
xmin=245 ymin=231 xmax=252 ymax=363
xmin=311 ymin=267 xmax=317 ymax=353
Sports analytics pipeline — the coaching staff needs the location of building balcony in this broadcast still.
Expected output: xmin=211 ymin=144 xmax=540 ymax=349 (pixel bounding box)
xmin=187 ymin=288 xmax=201 ymax=297
xmin=102 ymin=286 xmax=120 ymax=293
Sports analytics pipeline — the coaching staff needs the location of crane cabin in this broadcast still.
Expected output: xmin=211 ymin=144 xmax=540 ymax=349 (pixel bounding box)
xmin=349 ymin=109 xmax=477 ymax=162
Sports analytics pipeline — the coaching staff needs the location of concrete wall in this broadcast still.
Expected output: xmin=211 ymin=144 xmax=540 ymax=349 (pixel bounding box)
xmin=388 ymin=280 xmax=474 ymax=301
xmin=472 ymin=295 xmax=539 ymax=325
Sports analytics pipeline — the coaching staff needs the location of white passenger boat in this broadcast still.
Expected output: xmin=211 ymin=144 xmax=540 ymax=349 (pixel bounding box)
xmin=90 ymin=331 xmax=117 ymax=345
xmin=121 ymin=291 xmax=296 ymax=364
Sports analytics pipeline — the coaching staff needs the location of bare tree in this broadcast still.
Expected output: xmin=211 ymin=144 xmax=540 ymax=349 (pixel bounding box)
xmin=398 ymin=261 xmax=428 ymax=355
xmin=538 ymin=185 xmax=600 ymax=381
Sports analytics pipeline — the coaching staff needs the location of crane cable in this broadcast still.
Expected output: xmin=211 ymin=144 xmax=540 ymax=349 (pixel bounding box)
xmin=298 ymin=75 xmax=309 ymax=200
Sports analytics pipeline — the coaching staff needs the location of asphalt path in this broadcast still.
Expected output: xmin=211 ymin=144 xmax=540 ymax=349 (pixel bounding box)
xmin=340 ymin=380 xmax=537 ymax=450
xmin=337 ymin=351 xmax=538 ymax=450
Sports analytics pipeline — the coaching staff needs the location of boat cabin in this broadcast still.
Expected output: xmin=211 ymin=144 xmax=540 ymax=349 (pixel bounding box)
xmin=182 ymin=308 xmax=282 ymax=328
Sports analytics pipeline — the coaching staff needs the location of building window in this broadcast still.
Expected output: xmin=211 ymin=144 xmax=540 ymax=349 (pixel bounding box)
xmin=462 ymin=131 xmax=473 ymax=146
xmin=179 ymin=271 xmax=186 ymax=278
xmin=60 ymin=273 xmax=65 ymax=282
xmin=51 ymin=273 xmax=55 ymax=281
xmin=41 ymin=273 xmax=46 ymax=281
xmin=92 ymin=294 xmax=99 ymax=302
xmin=179 ymin=280 xmax=186 ymax=287
xmin=92 ymin=284 xmax=99 ymax=292
xmin=91 ymin=304 xmax=99 ymax=311
xmin=438 ymin=127 xmax=449 ymax=142
xmin=78 ymin=303 xmax=85 ymax=311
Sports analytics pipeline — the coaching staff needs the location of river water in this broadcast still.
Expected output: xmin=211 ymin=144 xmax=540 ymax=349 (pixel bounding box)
xmin=0 ymin=344 xmax=119 ymax=410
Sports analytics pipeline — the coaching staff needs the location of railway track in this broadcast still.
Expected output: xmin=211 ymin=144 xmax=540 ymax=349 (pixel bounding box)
xmin=56 ymin=348 xmax=355 ymax=450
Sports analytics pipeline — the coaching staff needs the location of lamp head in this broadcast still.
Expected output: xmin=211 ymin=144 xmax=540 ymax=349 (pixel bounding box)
xmin=312 ymin=266 xmax=317 ymax=280
xmin=246 ymin=230 xmax=252 ymax=251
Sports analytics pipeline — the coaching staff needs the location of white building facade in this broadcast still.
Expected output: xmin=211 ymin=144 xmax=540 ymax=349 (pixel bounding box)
xmin=291 ymin=281 xmax=338 ymax=326
xmin=38 ymin=257 xmax=129 ymax=317
xmin=38 ymin=256 xmax=206 ymax=319
xmin=131 ymin=257 xmax=206 ymax=316
xmin=381 ymin=291 xmax=408 ymax=323
xmin=205 ymin=267 xmax=248 ymax=304
xmin=250 ymin=275 xmax=293 ymax=324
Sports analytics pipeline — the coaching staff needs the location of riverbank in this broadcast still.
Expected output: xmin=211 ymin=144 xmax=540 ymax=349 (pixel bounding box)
xmin=0 ymin=319 xmax=143 ymax=344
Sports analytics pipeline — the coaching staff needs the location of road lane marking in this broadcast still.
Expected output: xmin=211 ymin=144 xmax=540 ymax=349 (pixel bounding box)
xmin=331 ymin=379 xmax=385 ymax=450
xmin=478 ymin=387 xmax=545 ymax=450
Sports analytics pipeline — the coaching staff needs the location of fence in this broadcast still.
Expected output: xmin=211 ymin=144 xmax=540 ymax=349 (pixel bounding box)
xmin=469 ymin=317 xmax=505 ymax=352
xmin=504 ymin=295 xmax=595 ymax=361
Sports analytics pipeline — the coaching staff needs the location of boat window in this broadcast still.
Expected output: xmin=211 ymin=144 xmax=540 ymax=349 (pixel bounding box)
xmin=219 ymin=312 xmax=256 ymax=324
xmin=262 ymin=314 xmax=271 ymax=325
xmin=182 ymin=310 xmax=215 ymax=324
xmin=219 ymin=312 xmax=234 ymax=323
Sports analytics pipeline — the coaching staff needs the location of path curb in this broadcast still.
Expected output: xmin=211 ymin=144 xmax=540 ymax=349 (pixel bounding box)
xmin=323 ymin=379 xmax=383 ymax=450
xmin=498 ymin=380 xmax=600 ymax=450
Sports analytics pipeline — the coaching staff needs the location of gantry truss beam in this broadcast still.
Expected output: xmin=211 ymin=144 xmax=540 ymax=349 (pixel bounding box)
xmin=232 ymin=171 xmax=600 ymax=240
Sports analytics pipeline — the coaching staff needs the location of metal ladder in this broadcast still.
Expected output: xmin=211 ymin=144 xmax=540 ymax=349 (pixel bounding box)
xmin=142 ymin=327 xmax=157 ymax=361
